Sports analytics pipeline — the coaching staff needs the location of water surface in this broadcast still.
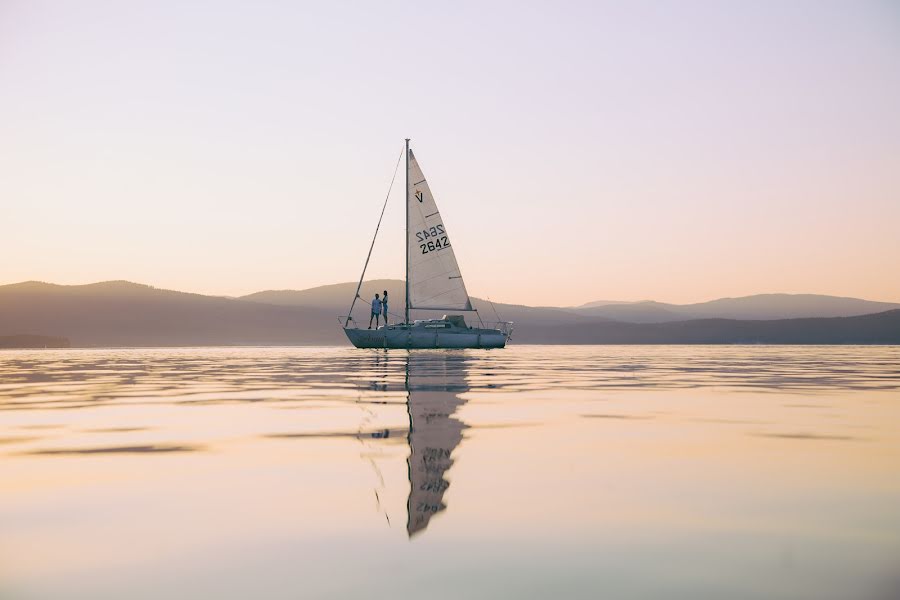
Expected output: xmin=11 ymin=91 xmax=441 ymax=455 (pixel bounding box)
xmin=1 ymin=346 xmax=899 ymax=599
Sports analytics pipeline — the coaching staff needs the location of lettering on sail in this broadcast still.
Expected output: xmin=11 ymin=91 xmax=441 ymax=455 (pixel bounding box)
xmin=415 ymin=224 xmax=450 ymax=254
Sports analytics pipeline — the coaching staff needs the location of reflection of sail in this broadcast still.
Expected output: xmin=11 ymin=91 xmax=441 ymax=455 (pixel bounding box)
xmin=405 ymin=353 xmax=469 ymax=537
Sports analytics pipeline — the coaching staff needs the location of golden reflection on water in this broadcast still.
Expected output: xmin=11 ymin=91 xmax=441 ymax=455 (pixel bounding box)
xmin=0 ymin=346 xmax=899 ymax=600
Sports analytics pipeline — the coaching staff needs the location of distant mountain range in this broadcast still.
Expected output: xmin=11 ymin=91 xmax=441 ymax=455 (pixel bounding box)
xmin=570 ymin=294 xmax=900 ymax=322
xmin=1 ymin=279 xmax=898 ymax=347
xmin=520 ymin=311 xmax=900 ymax=345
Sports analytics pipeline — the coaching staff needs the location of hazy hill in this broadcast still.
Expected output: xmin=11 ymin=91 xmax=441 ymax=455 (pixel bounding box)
xmin=0 ymin=280 xmax=581 ymax=347
xmin=572 ymin=301 xmax=683 ymax=323
xmin=572 ymin=294 xmax=900 ymax=323
xmin=0 ymin=281 xmax=339 ymax=346
xmin=2 ymin=280 xmax=899 ymax=346
xmin=518 ymin=310 xmax=900 ymax=344
xmin=577 ymin=300 xmax=639 ymax=308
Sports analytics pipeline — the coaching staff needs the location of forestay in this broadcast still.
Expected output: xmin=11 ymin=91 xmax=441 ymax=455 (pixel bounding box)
xmin=407 ymin=148 xmax=473 ymax=311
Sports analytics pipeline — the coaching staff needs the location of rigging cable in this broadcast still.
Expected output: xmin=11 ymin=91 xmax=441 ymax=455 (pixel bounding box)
xmin=488 ymin=296 xmax=502 ymax=323
xmin=343 ymin=147 xmax=404 ymax=326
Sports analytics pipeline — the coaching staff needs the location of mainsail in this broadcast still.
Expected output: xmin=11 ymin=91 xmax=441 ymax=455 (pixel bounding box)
xmin=407 ymin=148 xmax=473 ymax=311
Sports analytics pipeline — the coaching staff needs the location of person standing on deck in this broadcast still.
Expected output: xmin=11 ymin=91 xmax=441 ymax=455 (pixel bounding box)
xmin=382 ymin=290 xmax=389 ymax=325
xmin=369 ymin=293 xmax=382 ymax=329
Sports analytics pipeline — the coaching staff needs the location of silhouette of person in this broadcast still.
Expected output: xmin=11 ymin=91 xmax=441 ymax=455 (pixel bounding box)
xmin=369 ymin=293 xmax=382 ymax=329
xmin=382 ymin=290 xmax=389 ymax=325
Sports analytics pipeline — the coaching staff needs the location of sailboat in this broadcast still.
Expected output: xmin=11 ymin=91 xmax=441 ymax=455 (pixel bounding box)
xmin=342 ymin=140 xmax=512 ymax=349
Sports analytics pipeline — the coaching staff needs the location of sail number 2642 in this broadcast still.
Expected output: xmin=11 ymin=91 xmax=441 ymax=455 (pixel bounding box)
xmin=416 ymin=224 xmax=450 ymax=254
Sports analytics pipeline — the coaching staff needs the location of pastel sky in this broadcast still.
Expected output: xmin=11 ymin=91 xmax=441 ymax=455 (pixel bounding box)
xmin=2 ymin=1 xmax=899 ymax=306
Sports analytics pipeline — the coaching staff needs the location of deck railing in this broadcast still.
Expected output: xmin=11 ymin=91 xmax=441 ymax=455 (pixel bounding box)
xmin=476 ymin=320 xmax=514 ymax=336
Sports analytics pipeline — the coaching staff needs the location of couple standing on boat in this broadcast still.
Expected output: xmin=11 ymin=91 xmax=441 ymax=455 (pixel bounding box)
xmin=368 ymin=290 xmax=389 ymax=329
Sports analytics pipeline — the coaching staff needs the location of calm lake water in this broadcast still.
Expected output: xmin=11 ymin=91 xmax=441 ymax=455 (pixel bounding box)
xmin=1 ymin=345 xmax=899 ymax=600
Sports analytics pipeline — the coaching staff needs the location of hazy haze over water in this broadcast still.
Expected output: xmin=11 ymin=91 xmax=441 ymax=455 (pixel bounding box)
xmin=1 ymin=345 xmax=899 ymax=599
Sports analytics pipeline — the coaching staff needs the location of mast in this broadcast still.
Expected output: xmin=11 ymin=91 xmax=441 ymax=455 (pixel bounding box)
xmin=405 ymin=138 xmax=410 ymax=326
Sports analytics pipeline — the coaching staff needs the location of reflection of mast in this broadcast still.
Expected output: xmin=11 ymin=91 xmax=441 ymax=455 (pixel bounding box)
xmin=405 ymin=353 xmax=469 ymax=537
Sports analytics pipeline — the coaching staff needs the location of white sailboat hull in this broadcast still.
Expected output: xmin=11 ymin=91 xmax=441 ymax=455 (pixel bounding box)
xmin=344 ymin=323 xmax=508 ymax=349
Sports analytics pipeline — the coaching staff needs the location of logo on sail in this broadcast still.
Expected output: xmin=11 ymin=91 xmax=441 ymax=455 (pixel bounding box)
xmin=415 ymin=190 xmax=424 ymax=203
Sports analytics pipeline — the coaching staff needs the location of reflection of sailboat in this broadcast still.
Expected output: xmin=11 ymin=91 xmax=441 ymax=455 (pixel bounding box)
xmin=356 ymin=351 xmax=470 ymax=537
xmin=404 ymin=352 xmax=469 ymax=537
